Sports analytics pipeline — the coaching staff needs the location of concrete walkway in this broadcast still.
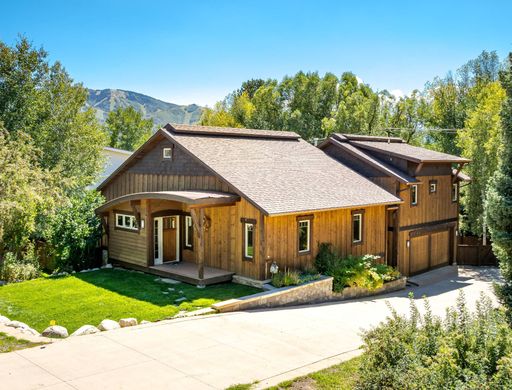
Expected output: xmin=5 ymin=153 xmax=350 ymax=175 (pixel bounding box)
xmin=0 ymin=266 xmax=500 ymax=390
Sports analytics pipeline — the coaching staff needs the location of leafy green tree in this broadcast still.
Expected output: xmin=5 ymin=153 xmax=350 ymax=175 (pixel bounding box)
xmin=0 ymin=37 xmax=106 ymax=188
xmin=105 ymin=106 xmax=153 ymax=151
xmin=458 ymin=82 xmax=505 ymax=235
xmin=486 ymin=53 xmax=512 ymax=320
xmin=200 ymin=101 xmax=241 ymax=128
xmin=0 ymin=129 xmax=59 ymax=257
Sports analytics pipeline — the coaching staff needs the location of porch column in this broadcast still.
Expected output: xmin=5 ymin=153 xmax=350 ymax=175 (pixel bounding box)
xmin=190 ymin=207 xmax=206 ymax=287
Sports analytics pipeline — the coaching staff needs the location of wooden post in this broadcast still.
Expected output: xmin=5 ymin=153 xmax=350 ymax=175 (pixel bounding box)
xmin=146 ymin=200 xmax=154 ymax=266
xmin=259 ymin=213 xmax=266 ymax=280
xmin=190 ymin=208 xmax=205 ymax=287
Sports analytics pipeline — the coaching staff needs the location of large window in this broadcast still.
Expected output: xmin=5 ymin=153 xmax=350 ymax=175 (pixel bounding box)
xmin=241 ymin=219 xmax=255 ymax=260
xmin=298 ymin=219 xmax=311 ymax=253
xmin=411 ymin=184 xmax=418 ymax=206
xmin=185 ymin=215 xmax=193 ymax=249
xmin=352 ymin=213 xmax=363 ymax=243
xmin=452 ymin=183 xmax=458 ymax=202
xmin=115 ymin=213 xmax=137 ymax=230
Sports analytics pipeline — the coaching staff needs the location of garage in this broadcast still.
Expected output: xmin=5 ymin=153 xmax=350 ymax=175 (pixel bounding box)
xmin=408 ymin=226 xmax=453 ymax=275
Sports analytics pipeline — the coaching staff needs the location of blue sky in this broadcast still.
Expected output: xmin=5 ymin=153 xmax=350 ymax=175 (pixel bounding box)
xmin=1 ymin=1 xmax=511 ymax=106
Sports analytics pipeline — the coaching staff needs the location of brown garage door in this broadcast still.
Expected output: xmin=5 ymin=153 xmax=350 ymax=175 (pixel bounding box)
xmin=410 ymin=235 xmax=430 ymax=274
xmin=409 ymin=228 xmax=452 ymax=275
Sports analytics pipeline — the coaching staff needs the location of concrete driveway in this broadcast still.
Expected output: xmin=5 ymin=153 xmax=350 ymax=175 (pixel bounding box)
xmin=1 ymin=266 xmax=500 ymax=390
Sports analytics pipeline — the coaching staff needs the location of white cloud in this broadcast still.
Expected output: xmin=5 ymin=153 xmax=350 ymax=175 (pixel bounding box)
xmin=390 ymin=89 xmax=405 ymax=98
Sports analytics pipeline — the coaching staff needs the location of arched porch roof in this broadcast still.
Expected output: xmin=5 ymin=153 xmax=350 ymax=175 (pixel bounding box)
xmin=95 ymin=190 xmax=240 ymax=213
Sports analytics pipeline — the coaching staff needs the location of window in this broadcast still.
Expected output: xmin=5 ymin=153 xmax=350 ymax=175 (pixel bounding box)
xmin=452 ymin=183 xmax=458 ymax=202
xmin=115 ymin=213 xmax=137 ymax=230
xmin=298 ymin=219 xmax=311 ymax=253
xmin=163 ymin=147 xmax=172 ymax=159
xmin=411 ymin=184 xmax=418 ymax=206
xmin=185 ymin=215 xmax=193 ymax=248
xmin=352 ymin=213 xmax=363 ymax=243
xmin=429 ymin=180 xmax=437 ymax=194
xmin=244 ymin=223 xmax=254 ymax=259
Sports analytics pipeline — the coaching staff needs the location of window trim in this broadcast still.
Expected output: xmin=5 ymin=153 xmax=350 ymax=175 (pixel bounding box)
xmin=184 ymin=215 xmax=193 ymax=249
xmin=429 ymin=180 xmax=437 ymax=194
xmin=410 ymin=184 xmax=418 ymax=206
xmin=297 ymin=215 xmax=313 ymax=255
xmin=114 ymin=211 xmax=138 ymax=232
xmin=162 ymin=147 xmax=173 ymax=160
xmin=241 ymin=218 xmax=256 ymax=261
xmin=452 ymin=182 xmax=458 ymax=203
xmin=351 ymin=210 xmax=364 ymax=245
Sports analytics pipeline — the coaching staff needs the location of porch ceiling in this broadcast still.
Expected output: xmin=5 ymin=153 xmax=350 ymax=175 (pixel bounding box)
xmin=95 ymin=190 xmax=240 ymax=213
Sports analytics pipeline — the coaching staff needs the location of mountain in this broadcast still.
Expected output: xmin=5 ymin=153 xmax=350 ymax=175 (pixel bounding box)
xmin=86 ymin=89 xmax=203 ymax=126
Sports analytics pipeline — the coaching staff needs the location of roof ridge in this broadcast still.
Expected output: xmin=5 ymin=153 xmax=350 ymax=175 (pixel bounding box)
xmin=166 ymin=123 xmax=300 ymax=140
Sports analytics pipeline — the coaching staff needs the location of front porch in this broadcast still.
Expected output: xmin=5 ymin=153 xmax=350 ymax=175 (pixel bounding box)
xmin=149 ymin=262 xmax=234 ymax=286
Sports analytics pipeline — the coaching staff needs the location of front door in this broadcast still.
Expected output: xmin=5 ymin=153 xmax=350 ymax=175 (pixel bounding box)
xmin=154 ymin=215 xmax=180 ymax=265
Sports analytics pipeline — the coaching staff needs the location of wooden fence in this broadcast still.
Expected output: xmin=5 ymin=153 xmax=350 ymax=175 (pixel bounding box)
xmin=457 ymin=236 xmax=497 ymax=266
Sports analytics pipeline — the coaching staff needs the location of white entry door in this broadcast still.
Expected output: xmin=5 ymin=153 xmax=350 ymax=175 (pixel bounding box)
xmin=154 ymin=217 xmax=163 ymax=265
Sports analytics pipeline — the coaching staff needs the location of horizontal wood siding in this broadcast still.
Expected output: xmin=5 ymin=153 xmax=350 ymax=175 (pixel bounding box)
xmin=265 ymin=205 xmax=387 ymax=272
xmin=108 ymin=201 xmax=147 ymax=266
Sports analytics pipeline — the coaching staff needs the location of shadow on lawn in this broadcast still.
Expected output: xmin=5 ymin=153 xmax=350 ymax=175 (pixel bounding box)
xmin=71 ymin=269 xmax=258 ymax=307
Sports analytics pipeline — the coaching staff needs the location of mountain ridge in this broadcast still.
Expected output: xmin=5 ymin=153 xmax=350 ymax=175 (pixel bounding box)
xmin=86 ymin=88 xmax=203 ymax=126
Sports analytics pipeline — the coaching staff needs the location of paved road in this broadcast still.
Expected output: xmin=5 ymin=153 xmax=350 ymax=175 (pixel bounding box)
xmin=1 ymin=267 xmax=500 ymax=390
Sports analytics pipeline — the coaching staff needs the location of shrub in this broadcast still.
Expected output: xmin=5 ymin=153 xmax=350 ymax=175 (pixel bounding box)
xmin=356 ymin=292 xmax=512 ymax=389
xmin=0 ymin=249 xmax=40 ymax=283
xmin=271 ymin=268 xmax=321 ymax=288
xmin=315 ymin=243 xmax=400 ymax=292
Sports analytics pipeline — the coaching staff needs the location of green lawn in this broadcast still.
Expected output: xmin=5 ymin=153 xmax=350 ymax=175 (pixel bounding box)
xmin=0 ymin=332 xmax=45 ymax=353
xmin=0 ymin=269 xmax=260 ymax=333
xmin=227 ymin=356 xmax=361 ymax=390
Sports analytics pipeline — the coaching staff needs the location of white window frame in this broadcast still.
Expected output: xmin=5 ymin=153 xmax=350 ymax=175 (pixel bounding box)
xmin=429 ymin=182 xmax=437 ymax=193
xmin=244 ymin=222 xmax=254 ymax=259
xmin=352 ymin=213 xmax=363 ymax=243
xmin=411 ymin=184 xmax=418 ymax=206
xmin=185 ymin=216 xmax=193 ymax=248
xmin=452 ymin=183 xmax=458 ymax=202
xmin=163 ymin=147 xmax=172 ymax=159
xmin=298 ymin=219 xmax=311 ymax=253
xmin=115 ymin=213 xmax=138 ymax=230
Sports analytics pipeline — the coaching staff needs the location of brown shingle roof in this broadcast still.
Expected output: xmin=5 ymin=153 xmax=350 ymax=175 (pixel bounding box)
xmin=170 ymin=123 xmax=299 ymax=140
xmin=163 ymin=125 xmax=401 ymax=215
xmin=324 ymin=137 xmax=418 ymax=184
xmin=350 ymin=140 xmax=470 ymax=163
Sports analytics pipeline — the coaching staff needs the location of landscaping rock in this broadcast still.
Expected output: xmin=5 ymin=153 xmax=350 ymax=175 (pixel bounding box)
xmin=140 ymin=320 xmax=151 ymax=324
xmin=161 ymin=278 xmax=180 ymax=285
xmin=71 ymin=325 xmax=100 ymax=336
xmin=174 ymin=297 xmax=187 ymax=303
xmin=0 ymin=315 xmax=10 ymax=324
xmin=22 ymin=327 xmax=40 ymax=337
xmin=98 ymin=319 xmax=120 ymax=331
xmin=6 ymin=320 xmax=30 ymax=330
xmin=101 ymin=264 xmax=113 ymax=269
xmin=119 ymin=318 xmax=138 ymax=328
xmin=42 ymin=325 xmax=69 ymax=338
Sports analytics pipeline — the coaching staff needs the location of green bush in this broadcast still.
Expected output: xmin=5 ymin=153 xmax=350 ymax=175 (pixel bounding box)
xmin=356 ymin=292 xmax=512 ymax=389
xmin=271 ymin=268 xmax=321 ymax=288
xmin=0 ymin=250 xmax=40 ymax=283
xmin=41 ymin=190 xmax=104 ymax=272
xmin=315 ymin=243 xmax=400 ymax=292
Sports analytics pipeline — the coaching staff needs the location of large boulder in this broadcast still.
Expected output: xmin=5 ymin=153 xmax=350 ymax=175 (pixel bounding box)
xmin=22 ymin=327 xmax=40 ymax=337
xmin=0 ymin=315 xmax=10 ymax=324
xmin=119 ymin=318 xmax=138 ymax=328
xmin=98 ymin=319 xmax=120 ymax=331
xmin=71 ymin=325 xmax=101 ymax=336
xmin=42 ymin=325 xmax=69 ymax=338
xmin=6 ymin=320 xmax=30 ymax=329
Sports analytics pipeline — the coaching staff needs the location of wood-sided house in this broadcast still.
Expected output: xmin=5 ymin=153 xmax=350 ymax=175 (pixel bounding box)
xmin=319 ymin=133 xmax=471 ymax=276
xmin=96 ymin=124 xmax=401 ymax=285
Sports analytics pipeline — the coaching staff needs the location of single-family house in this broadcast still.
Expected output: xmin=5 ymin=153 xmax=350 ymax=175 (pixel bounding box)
xmin=96 ymin=124 xmax=401 ymax=285
xmin=318 ymin=133 xmax=470 ymax=275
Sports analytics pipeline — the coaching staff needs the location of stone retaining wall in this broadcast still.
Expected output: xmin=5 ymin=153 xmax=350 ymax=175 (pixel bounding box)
xmin=212 ymin=276 xmax=407 ymax=313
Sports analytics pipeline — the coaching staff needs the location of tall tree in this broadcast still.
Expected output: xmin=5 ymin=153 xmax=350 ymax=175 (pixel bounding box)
xmin=486 ymin=53 xmax=512 ymax=320
xmin=0 ymin=37 xmax=106 ymax=188
xmin=105 ymin=106 xmax=153 ymax=151
xmin=458 ymin=82 xmax=505 ymax=235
